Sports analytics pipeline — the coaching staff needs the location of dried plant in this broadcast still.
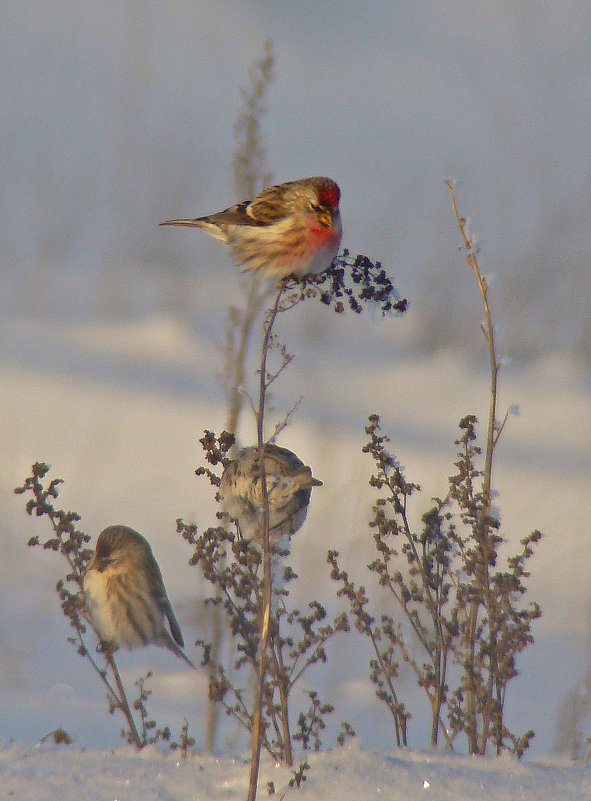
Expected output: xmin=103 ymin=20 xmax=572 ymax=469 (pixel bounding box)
xmin=211 ymin=42 xmax=407 ymax=797
xmin=445 ymin=182 xmax=542 ymax=755
xmin=15 ymin=463 xmax=168 ymax=749
xmin=208 ymin=41 xmax=275 ymax=754
xmin=170 ymin=719 xmax=196 ymax=760
xmin=39 ymin=728 xmax=74 ymax=746
xmin=329 ymin=185 xmax=541 ymax=756
xmin=132 ymin=672 xmax=171 ymax=746
xmin=232 ymin=40 xmax=274 ymax=204
xmin=281 ymin=251 xmax=406 ymax=317
xmin=181 ymin=431 xmax=351 ymax=767
xmin=197 ymin=242 xmax=406 ymax=801
xmin=288 ymin=760 xmax=310 ymax=789
xmin=293 ymin=690 xmax=342 ymax=753
xmin=222 ymin=39 xmax=276 ymax=445
xmin=328 ymin=546 xmax=410 ymax=747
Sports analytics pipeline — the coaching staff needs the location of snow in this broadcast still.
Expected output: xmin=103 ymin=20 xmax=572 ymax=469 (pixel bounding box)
xmin=2 ymin=740 xmax=590 ymax=801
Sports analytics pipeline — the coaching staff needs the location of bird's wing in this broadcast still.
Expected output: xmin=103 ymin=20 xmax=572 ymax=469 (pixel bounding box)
xmin=162 ymin=599 xmax=185 ymax=648
xmin=143 ymin=550 xmax=185 ymax=648
xmin=207 ymin=188 xmax=292 ymax=228
xmin=163 ymin=199 xmax=265 ymax=231
xmin=243 ymin=183 xmax=296 ymax=225
xmin=203 ymin=200 xmax=260 ymax=227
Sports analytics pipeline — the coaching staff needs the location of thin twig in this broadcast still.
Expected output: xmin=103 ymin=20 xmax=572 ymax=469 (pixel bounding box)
xmin=446 ymin=179 xmax=504 ymax=755
xmin=105 ymin=652 xmax=143 ymax=747
xmin=247 ymin=284 xmax=285 ymax=801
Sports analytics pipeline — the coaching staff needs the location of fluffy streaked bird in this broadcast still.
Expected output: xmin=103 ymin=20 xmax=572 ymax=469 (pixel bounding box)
xmin=161 ymin=176 xmax=342 ymax=279
xmin=220 ymin=444 xmax=323 ymax=544
xmin=83 ymin=525 xmax=194 ymax=668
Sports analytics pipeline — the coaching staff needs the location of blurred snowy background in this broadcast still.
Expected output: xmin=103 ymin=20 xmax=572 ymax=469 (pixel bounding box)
xmin=2 ymin=1 xmax=590 ymax=756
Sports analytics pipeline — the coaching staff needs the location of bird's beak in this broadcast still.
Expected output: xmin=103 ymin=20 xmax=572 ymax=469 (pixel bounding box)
xmin=160 ymin=218 xmax=202 ymax=227
xmin=317 ymin=210 xmax=333 ymax=228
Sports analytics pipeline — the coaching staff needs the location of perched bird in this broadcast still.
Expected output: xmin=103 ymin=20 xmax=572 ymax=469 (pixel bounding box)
xmin=161 ymin=176 xmax=342 ymax=279
xmin=83 ymin=525 xmax=194 ymax=668
xmin=219 ymin=444 xmax=323 ymax=545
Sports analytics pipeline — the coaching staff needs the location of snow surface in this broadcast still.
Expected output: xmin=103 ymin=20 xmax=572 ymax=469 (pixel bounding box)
xmin=2 ymin=740 xmax=590 ymax=801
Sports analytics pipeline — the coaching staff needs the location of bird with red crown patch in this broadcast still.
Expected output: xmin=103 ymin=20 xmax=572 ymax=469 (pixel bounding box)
xmin=161 ymin=176 xmax=342 ymax=280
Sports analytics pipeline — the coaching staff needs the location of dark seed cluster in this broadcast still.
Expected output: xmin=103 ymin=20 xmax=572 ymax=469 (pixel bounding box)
xmin=284 ymin=250 xmax=407 ymax=316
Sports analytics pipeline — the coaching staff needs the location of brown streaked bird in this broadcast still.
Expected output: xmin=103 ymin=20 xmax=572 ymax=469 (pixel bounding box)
xmin=219 ymin=444 xmax=323 ymax=545
xmin=83 ymin=525 xmax=195 ymax=668
xmin=161 ymin=176 xmax=342 ymax=279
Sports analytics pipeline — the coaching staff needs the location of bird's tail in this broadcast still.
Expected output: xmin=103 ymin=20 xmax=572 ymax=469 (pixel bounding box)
xmin=159 ymin=217 xmax=227 ymax=242
xmin=157 ymin=634 xmax=196 ymax=669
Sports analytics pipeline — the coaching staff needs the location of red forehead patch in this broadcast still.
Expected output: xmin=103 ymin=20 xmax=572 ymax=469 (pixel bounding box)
xmin=318 ymin=182 xmax=340 ymax=209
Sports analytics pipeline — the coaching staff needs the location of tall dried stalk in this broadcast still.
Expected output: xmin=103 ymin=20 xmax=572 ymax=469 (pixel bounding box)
xmin=247 ymin=288 xmax=283 ymax=801
xmin=446 ymin=180 xmax=530 ymax=754
xmin=205 ymin=41 xmax=275 ymax=754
